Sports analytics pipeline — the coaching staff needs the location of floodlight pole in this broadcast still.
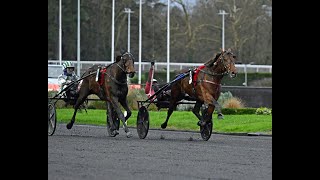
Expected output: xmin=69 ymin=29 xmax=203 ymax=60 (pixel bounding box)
xmin=167 ymin=0 xmax=170 ymax=83
xmin=218 ymin=10 xmax=228 ymax=51
xmin=59 ymin=0 xmax=62 ymax=65
xmin=124 ymin=8 xmax=134 ymax=53
xmin=77 ymin=0 xmax=80 ymax=76
xmin=138 ymin=0 xmax=142 ymax=85
xmin=111 ymin=0 xmax=115 ymax=63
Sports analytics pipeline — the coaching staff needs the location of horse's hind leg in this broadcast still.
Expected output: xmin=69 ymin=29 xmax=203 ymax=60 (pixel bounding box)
xmin=66 ymin=90 xmax=89 ymax=129
xmin=213 ymin=99 xmax=224 ymax=119
xmin=192 ymin=101 xmax=204 ymax=126
xmin=161 ymin=85 xmax=182 ymax=129
xmin=161 ymin=98 xmax=179 ymax=129
xmin=106 ymin=101 xmax=118 ymax=136
xmin=201 ymin=103 xmax=214 ymax=125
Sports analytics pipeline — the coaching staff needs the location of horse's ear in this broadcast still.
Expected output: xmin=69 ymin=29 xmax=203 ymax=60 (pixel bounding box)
xmin=116 ymin=55 xmax=122 ymax=62
xmin=212 ymin=52 xmax=221 ymax=66
xmin=120 ymin=48 xmax=126 ymax=55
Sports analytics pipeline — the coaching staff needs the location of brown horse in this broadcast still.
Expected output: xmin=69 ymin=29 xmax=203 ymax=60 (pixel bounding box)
xmin=161 ymin=48 xmax=237 ymax=130
xmin=66 ymin=51 xmax=136 ymax=138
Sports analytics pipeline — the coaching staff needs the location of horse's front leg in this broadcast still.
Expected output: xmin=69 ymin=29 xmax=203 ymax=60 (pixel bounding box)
xmin=110 ymin=97 xmax=132 ymax=138
xmin=119 ymin=98 xmax=132 ymax=122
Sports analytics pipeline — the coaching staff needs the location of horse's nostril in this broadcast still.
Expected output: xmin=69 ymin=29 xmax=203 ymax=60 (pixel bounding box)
xmin=129 ymin=72 xmax=135 ymax=78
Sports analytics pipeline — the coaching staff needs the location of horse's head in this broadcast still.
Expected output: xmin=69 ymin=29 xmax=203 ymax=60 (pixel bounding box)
xmin=210 ymin=48 xmax=237 ymax=78
xmin=116 ymin=52 xmax=136 ymax=78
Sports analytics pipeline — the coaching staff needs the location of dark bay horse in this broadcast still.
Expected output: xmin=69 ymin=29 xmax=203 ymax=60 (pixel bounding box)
xmin=66 ymin=52 xmax=135 ymax=138
xmin=161 ymin=48 xmax=237 ymax=129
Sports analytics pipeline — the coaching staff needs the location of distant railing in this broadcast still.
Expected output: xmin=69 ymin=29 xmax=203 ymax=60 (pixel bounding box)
xmin=48 ymin=60 xmax=272 ymax=76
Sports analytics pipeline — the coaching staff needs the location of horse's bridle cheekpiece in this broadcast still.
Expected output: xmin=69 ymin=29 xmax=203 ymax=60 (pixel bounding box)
xmin=117 ymin=52 xmax=134 ymax=74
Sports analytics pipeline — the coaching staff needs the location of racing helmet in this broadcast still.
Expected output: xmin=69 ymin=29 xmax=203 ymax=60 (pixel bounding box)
xmin=62 ymin=61 xmax=74 ymax=69
xmin=62 ymin=61 xmax=75 ymax=75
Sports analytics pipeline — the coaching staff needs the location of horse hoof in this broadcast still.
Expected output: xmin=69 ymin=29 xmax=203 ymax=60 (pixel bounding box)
xmin=113 ymin=130 xmax=119 ymax=136
xmin=126 ymin=131 xmax=132 ymax=138
xmin=161 ymin=123 xmax=167 ymax=129
xmin=218 ymin=113 xmax=224 ymax=119
xmin=66 ymin=123 xmax=73 ymax=129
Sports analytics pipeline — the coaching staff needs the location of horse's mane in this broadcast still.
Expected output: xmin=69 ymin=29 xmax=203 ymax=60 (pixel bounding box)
xmin=204 ymin=52 xmax=222 ymax=67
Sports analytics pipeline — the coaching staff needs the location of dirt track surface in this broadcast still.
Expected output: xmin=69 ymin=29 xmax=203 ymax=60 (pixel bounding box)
xmin=48 ymin=124 xmax=272 ymax=180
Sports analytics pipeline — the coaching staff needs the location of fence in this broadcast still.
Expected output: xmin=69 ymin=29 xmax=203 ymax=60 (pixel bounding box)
xmin=48 ymin=62 xmax=272 ymax=107
xmin=48 ymin=60 xmax=272 ymax=75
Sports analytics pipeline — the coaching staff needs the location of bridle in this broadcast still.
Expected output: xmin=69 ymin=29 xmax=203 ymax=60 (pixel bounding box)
xmin=200 ymin=51 xmax=235 ymax=77
xmin=115 ymin=52 xmax=135 ymax=74
xmin=104 ymin=52 xmax=135 ymax=85
xmin=197 ymin=51 xmax=236 ymax=86
xmin=218 ymin=51 xmax=236 ymax=75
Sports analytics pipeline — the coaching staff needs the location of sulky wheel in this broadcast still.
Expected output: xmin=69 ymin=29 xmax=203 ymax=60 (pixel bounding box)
xmin=137 ymin=106 xmax=149 ymax=139
xmin=106 ymin=109 xmax=119 ymax=137
xmin=200 ymin=119 xmax=213 ymax=141
xmin=48 ymin=102 xmax=57 ymax=136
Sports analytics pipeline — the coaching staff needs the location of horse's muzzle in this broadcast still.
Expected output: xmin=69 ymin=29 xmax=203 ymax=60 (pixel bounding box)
xmin=230 ymin=72 xmax=237 ymax=78
xmin=128 ymin=72 xmax=135 ymax=78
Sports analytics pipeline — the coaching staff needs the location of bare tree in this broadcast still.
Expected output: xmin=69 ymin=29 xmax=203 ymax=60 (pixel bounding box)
xmin=215 ymin=0 xmax=272 ymax=64
xmin=48 ymin=0 xmax=271 ymax=64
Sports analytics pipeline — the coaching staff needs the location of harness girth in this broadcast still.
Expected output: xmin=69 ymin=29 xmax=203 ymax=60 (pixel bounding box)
xmin=96 ymin=65 xmax=127 ymax=86
xmin=190 ymin=65 xmax=224 ymax=98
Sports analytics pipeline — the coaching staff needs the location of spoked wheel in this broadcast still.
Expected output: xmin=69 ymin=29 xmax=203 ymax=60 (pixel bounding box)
xmin=200 ymin=119 xmax=213 ymax=141
xmin=137 ymin=106 xmax=149 ymax=139
xmin=106 ymin=109 xmax=119 ymax=137
xmin=48 ymin=102 xmax=57 ymax=136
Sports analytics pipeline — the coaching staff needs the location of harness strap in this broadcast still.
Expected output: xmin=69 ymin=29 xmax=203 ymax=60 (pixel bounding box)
xmin=193 ymin=65 xmax=206 ymax=86
xmin=104 ymin=72 xmax=127 ymax=85
xmin=199 ymin=69 xmax=228 ymax=77
xmin=198 ymin=79 xmax=221 ymax=86
xmin=115 ymin=62 xmax=126 ymax=73
xmin=98 ymin=68 xmax=107 ymax=85
xmin=97 ymin=64 xmax=128 ymax=86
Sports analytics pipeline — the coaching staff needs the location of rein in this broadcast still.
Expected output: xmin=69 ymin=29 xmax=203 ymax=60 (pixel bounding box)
xmin=104 ymin=71 xmax=127 ymax=85
xmin=196 ymin=53 xmax=230 ymax=86
xmin=104 ymin=63 xmax=127 ymax=85
xmin=115 ymin=62 xmax=126 ymax=73
xmin=101 ymin=52 xmax=134 ymax=85
xmin=198 ymin=79 xmax=221 ymax=86
xmin=199 ymin=69 xmax=228 ymax=77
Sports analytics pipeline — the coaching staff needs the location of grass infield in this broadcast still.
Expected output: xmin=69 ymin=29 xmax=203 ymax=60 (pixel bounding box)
xmin=55 ymin=109 xmax=272 ymax=134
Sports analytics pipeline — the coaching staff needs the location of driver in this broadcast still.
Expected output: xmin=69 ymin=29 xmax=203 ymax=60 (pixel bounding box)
xmin=144 ymin=62 xmax=171 ymax=109
xmin=57 ymin=61 xmax=79 ymax=100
